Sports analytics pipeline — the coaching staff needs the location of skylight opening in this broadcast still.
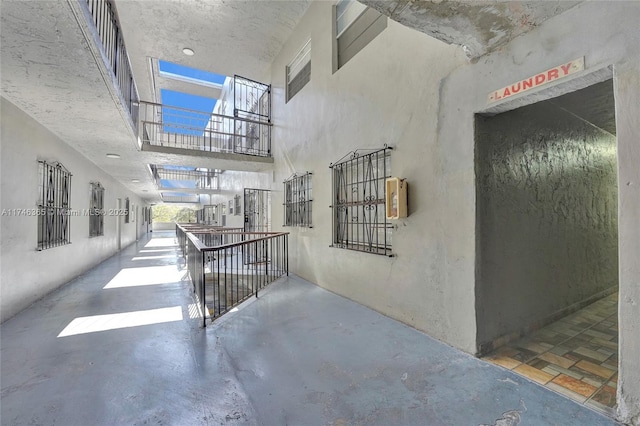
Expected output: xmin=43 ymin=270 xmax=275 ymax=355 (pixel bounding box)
xmin=158 ymin=60 xmax=227 ymax=88
xmin=161 ymin=89 xmax=217 ymax=136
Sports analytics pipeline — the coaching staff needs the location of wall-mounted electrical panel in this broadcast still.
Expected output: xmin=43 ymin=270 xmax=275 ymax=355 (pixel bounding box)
xmin=385 ymin=177 xmax=408 ymax=219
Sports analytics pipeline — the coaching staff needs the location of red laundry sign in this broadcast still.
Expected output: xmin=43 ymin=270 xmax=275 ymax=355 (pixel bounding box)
xmin=487 ymin=57 xmax=584 ymax=104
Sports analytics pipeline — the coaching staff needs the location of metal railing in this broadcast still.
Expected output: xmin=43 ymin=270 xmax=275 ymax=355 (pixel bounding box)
xmin=83 ymin=0 xmax=139 ymax=128
xmin=150 ymin=165 xmax=221 ymax=190
xmin=161 ymin=193 xmax=200 ymax=203
xmin=178 ymin=224 xmax=288 ymax=326
xmin=176 ymin=223 xmax=243 ymax=255
xmin=139 ymin=101 xmax=272 ymax=157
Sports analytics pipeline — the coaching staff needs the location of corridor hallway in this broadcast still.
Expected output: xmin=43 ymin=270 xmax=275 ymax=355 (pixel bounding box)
xmin=0 ymin=232 xmax=618 ymax=425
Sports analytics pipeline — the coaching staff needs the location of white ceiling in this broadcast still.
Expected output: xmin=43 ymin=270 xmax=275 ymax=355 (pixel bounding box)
xmin=115 ymin=0 xmax=312 ymax=103
xmin=1 ymin=0 xmax=309 ymax=204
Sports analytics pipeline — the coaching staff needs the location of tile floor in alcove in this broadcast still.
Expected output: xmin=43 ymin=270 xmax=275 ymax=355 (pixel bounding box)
xmin=483 ymin=292 xmax=618 ymax=415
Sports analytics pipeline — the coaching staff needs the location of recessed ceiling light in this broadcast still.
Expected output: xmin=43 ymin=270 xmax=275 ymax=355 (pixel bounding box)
xmin=106 ymin=153 xmax=120 ymax=159
xmin=131 ymin=179 xmax=140 ymax=183
xmin=182 ymin=47 xmax=195 ymax=56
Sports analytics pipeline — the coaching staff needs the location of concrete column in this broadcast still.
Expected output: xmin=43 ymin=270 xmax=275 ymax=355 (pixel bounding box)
xmin=615 ymin=58 xmax=640 ymax=425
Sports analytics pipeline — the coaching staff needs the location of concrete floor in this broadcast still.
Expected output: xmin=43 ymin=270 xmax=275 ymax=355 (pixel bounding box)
xmin=0 ymin=232 xmax=619 ymax=425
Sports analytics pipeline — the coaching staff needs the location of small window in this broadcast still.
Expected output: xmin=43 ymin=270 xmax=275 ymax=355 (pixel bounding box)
xmin=283 ymin=172 xmax=313 ymax=228
xmin=229 ymin=199 xmax=234 ymax=215
xmin=330 ymin=146 xmax=393 ymax=256
xmin=286 ymin=39 xmax=311 ymax=102
xmin=89 ymin=182 xmax=104 ymax=237
xmin=37 ymin=161 xmax=72 ymax=250
xmin=334 ymin=0 xmax=387 ymax=71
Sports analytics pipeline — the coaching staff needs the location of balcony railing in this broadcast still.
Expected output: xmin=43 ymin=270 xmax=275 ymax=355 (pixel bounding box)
xmin=150 ymin=165 xmax=221 ymax=190
xmin=161 ymin=193 xmax=200 ymax=203
xmin=139 ymin=101 xmax=272 ymax=157
xmin=82 ymin=0 xmax=139 ymax=128
xmin=177 ymin=224 xmax=288 ymax=326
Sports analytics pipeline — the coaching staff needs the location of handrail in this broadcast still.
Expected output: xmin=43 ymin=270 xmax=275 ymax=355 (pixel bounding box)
xmin=139 ymin=100 xmax=272 ymax=128
xmin=138 ymin=100 xmax=272 ymax=157
xmin=178 ymin=223 xmax=289 ymax=326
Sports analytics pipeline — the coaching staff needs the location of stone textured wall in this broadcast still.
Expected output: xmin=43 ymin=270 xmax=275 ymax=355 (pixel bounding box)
xmin=475 ymin=93 xmax=618 ymax=348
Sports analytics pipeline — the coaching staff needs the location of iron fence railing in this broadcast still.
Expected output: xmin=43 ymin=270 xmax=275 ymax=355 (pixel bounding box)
xmin=178 ymin=224 xmax=288 ymax=326
xmin=161 ymin=193 xmax=200 ymax=203
xmin=139 ymin=101 xmax=272 ymax=157
xmin=83 ymin=0 xmax=139 ymax=128
xmin=150 ymin=165 xmax=220 ymax=190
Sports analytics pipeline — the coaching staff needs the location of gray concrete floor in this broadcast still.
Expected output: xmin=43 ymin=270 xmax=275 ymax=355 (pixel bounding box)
xmin=1 ymin=232 xmax=619 ymax=425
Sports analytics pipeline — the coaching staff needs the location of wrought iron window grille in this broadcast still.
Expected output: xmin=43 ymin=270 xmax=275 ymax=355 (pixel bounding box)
xmin=329 ymin=146 xmax=393 ymax=256
xmin=89 ymin=182 xmax=105 ymax=237
xmin=233 ymin=75 xmax=271 ymax=124
xmin=283 ymin=172 xmax=313 ymax=228
xmin=37 ymin=161 xmax=73 ymax=251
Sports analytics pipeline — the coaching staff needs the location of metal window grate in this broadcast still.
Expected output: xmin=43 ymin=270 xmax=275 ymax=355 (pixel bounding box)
xmin=330 ymin=146 xmax=393 ymax=256
xmin=283 ymin=172 xmax=313 ymax=228
xmin=37 ymin=161 xmax=72 ymax=250
xmin=233 ymin=75 xmax=271 ymax=123
xmin=89 ymin=182 xmax=104 ymax=237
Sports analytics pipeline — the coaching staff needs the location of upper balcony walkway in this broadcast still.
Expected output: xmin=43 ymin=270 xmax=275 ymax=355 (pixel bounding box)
xmin=0 ymin=231 xmax=616 ymax=424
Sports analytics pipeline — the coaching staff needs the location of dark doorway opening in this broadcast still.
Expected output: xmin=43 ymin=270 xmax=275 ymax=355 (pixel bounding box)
xmin=476 ymin=80 xmax=619 ymax=414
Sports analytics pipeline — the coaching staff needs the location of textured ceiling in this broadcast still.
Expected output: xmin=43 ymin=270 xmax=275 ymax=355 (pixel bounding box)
xmin=114 ymin=0 xmax=312 ymax=103
xmin=360 ymin=0 xmax=581 ymax=59
xmin=1 ymin=0 xmax=307 ymax=203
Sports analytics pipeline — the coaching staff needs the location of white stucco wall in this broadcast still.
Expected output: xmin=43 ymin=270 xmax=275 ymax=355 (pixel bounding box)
xmin=271 ymin=2 xmax=640 ymax=422
xmin=0 ymin=97 xmax=146 ymax=323
xmin=270 ymin=1 xmax=471 ymax=350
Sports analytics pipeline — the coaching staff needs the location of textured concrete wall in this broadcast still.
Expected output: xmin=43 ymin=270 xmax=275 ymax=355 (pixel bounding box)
xmin=0 ymin=97 xmax=146 ymax=323
xmin=436 ymin=2 xmax=640 ymax=422
xmin=475 ymin=96 xmax=618 ymax=348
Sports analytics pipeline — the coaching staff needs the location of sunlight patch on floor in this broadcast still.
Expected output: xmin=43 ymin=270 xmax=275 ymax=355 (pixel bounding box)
xmin=104 ymin=265 xmax=184 ymax=289
xmin=58 ymin=306 xmax=183 ymax=337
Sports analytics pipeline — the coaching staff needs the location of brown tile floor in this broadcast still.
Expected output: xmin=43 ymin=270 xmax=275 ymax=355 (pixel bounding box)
xmin=483 ymin=292 xmax=618 ymax=415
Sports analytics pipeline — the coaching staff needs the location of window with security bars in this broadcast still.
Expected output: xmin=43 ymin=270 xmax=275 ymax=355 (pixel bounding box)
xmin=286 ymin=39 xmax=311 ymax=102
xmin=37 ymin=160 xmax=72 ymax=250
xmin=124 ymin=198 xmax=130 ymax=223
xmin=234 ymin=194 xmax=241 ymax=216
xmin=283 ymin=172 xmax=313 ymax=228
xmin=330 ymin=147 xmax=393 ymax=256
xmin=89 ymin=182 xmax=104 ymax=237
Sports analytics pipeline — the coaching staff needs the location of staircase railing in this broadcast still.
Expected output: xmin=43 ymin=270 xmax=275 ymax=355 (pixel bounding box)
xmin=139 ymin=101 xmax=272 ymax=157
xmin=178 ymin=224 xmax=288 ymax=326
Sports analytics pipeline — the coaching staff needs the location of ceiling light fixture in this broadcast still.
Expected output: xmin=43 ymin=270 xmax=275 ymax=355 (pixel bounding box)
xmin=106 ymin=153 xmax=120 ymax=159
xmin=182 ymin=47 xmax=195 ymax=56
xmin=131 ymin=179 xmax=140 ymax=183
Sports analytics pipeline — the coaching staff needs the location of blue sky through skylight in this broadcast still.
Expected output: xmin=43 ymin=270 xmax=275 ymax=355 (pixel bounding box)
xmin=160 ymin=89 xmax=217 ymax=136
xmin=159 ymin=60 xmax=227 ymax=87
